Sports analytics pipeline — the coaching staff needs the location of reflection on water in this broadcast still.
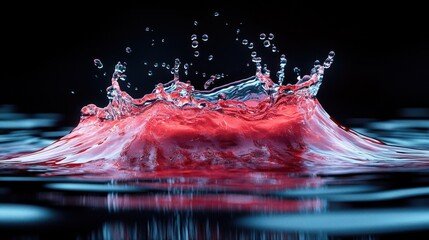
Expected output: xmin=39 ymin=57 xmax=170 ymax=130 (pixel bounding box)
xmin=1 ymin=105 xmax=429 ymax=239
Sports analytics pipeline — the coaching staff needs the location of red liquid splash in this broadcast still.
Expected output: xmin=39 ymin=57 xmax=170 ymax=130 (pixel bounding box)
xmin=3 ymin=71 xmax=428 ymax=177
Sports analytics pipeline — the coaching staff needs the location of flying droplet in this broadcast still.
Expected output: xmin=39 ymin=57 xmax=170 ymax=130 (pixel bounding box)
xmin=252 ymin=57 xmax=262 ymax=63
xmin=314 ymin=60 xmax=321 ymax=67
xmin=293 ymin=67 xmax=301 ymax=73
xmin=202 ymin=34 xmax=209 ymax=41
xmin=328 ymin=51 xmax=335 ymax=58
xmin=263 ymin=40 xmax=271 ymax=47
xmin=208 ymin=55 xmax=214 ymax=61
xmin=191 ymin=34 xmax=197 ymax=41
xmin=259 ymin=33 xmax=266 ymax=40
xmin=248 ymin=42 xmax=254 ymax=49
xmin=191 ymin=40 xmax=199 ymax=48
xmin=242 ymin=39 xmax=248 ymax=45
xmin=162 ymin=62 xmax=166 ymax=68
xmin=236 ymin=29 xmax=240 ymax=34
xmin=114 ymin=62 xmax=126 ymax=73
xmin=93 ymin=59 xmax=103 ymax=69
xmin=194 ymin=51 xmax=200 ymax=57
xmin=194 ymin=20 xmax=198 ymax=26
xmin=148 ymin=70 xmax=153 ymax=76
xmin=71 ymin=91 xmax=75 ymax=94
xmin=184 ymin=63 xmax=189 ymax=69
xmin=214 ymin=12 xmax=219 ymax=17
xmin=125 ymin=47 xmax=132 ymax=53
xmin=268 ymin=33 xmax=274 ymax=40
xmin=154 ymin=63 xmax=158 ymax=68
xmin=145 ymin=27 xmax=150 ymax=32
xmin=272 ymin=45 xmax=277 ymax=52
xmin=251 ymin=51 xmax=257 ymax=57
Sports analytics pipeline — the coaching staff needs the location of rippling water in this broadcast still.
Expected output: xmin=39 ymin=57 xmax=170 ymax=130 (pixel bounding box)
xmin=1 ymin=105 xmax=429 ymax=239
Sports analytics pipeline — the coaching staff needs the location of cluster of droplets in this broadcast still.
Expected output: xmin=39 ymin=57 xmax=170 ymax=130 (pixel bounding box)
xmin=191 ymin=33 xmax=213 ymax=61
xmin=90 ymin=10 xmax=336 ymax=107
xmin=276 ymin=54 xmax=287 ymax=85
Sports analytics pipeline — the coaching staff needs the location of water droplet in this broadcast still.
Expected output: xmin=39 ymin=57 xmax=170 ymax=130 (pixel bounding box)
xmin=252 ymin=57 xmax=262 ymax=63
xmin=328 ymin=51 xmax=335 ymax=58
xmin=268 ymin=33 xmax=274 ymax=40
xmin=125 ymin=47 xmax=132 ymax=53
xmin=251 ymin=51 xmax=257 ymax=57
xmin=148 ymin=70 xmax=153 ymax=76
xmin=204 ymin=75 xmax=216 ymax=89
xmin=263 ymin=40 xmax=271 ymax=47
xmin=202 ymin=34 xmax=209 ymax=41
xmin=191 ymin=40 xmax=199 ymax=48
xmin=293 ymin=67 xmax=301 ymax=73
xmin=145 ymin=27 xmax=150 ymax=32
xmin=280 ymin=55 xmax=287 ymax=66
xmin=259 ymin=33 xmax=266 ymax=40
xmin=184 ymin=63 xmax=189 ymax=69
xmin=191 ymin=34 xmax=197 ymax=41
xmin=214 ymin=12 xmax=219 ymax=17
xmin=194 ymin=51 xmax=200 ymax=57
xmin=272 ymin=45 xmax=277 ymax=52
xmin=236 ymin=29 xmax=240 ymax=34
xmin=242 ymin=39 xmax=248 ymax=45
xmin=114 ymin=62 xmax=126 ymax=73
xmin=248 ymin=42 xmax=254 ymax=49
xmin=208 ymin=55 xmax=214 ymax=61
xmin=93 ymin=59 xmax=103 ymax=69
xmin=314 ymin=60 xmax=321 ymax=67
xmin=194 ymin=21 xmax=198 ymax=26
xmin=324 ymin=58 xmax=333 ymax=68
xmin=154 ymin=63 xmax=158 ymax=68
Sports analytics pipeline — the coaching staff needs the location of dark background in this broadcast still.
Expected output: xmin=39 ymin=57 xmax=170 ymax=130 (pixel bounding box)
xmin=1 ymin=4 xmax=428 ymax=126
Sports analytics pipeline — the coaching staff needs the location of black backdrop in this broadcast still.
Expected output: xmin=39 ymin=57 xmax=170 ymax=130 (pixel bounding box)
xmin=2 ymin=4 xmax=428 ymax=126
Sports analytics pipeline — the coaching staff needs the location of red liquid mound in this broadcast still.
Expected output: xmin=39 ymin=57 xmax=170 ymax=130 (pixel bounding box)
xmin=2 ymin=73 xmax=429 ymax=174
